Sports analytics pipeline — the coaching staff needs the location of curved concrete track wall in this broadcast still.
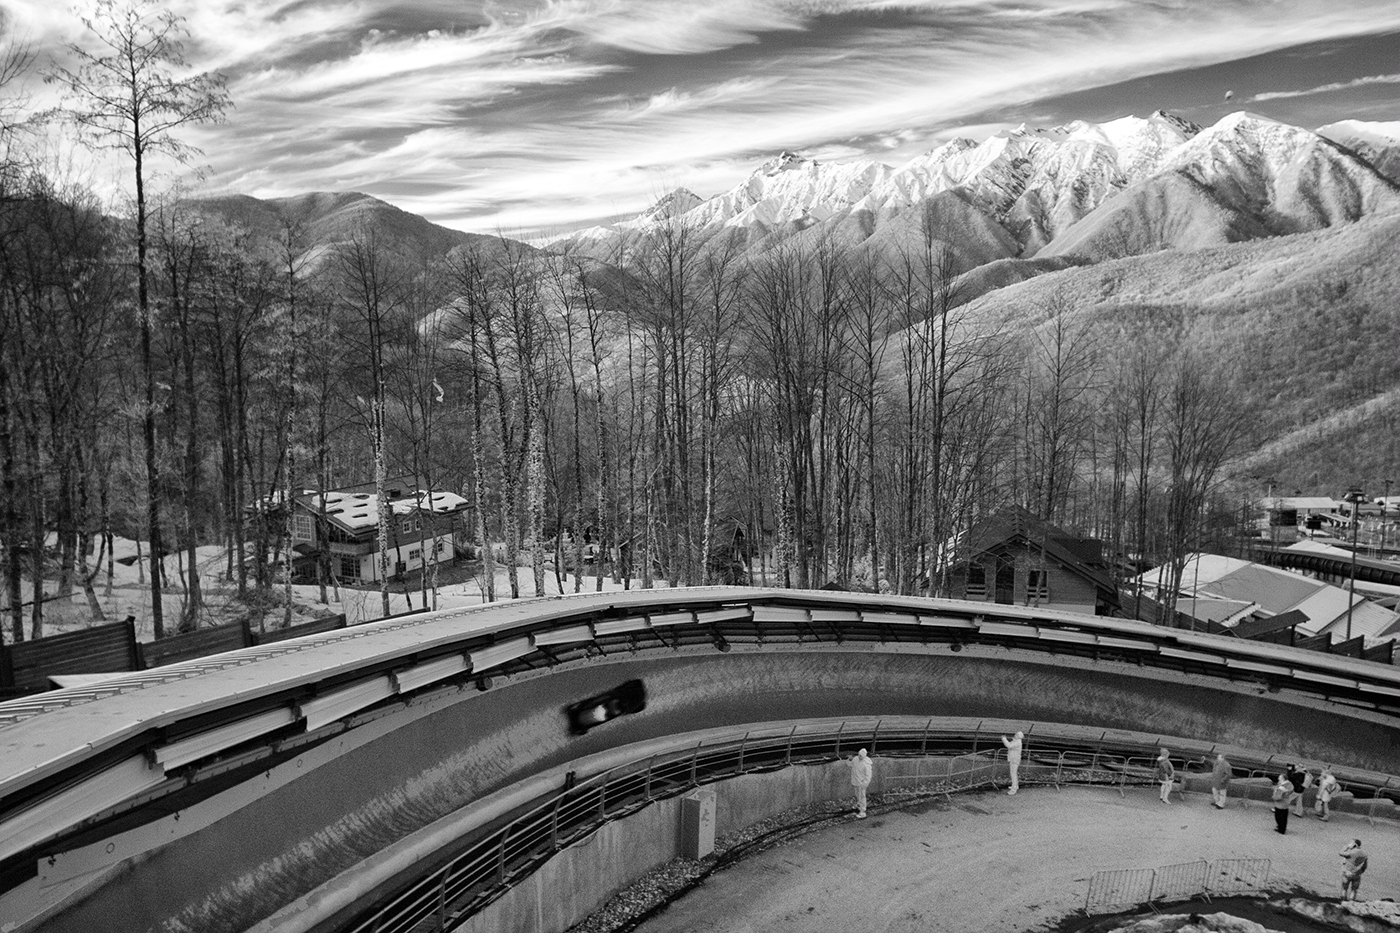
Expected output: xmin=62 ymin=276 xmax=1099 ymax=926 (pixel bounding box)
xmin=3 ymin=588 xmax=1400 ymax=932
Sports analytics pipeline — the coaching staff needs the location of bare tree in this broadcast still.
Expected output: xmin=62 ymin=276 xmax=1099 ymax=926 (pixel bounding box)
xmin=49 ymin=0 xmax=229 ymax=638
xmin=1158 ymin=356 xmax=1248 ymax=622
xmin=1021 ymin=289 xmax=1097 ymax=524
xmin=337 ymin=230 xmax=403 ymax=617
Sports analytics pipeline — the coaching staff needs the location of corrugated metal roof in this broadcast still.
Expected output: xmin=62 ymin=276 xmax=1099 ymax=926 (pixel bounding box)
xmin=1137 ymin=553 xmax=1251 ymax=590
xmin=1318 ymin=600 xmax=1400 ymax=643
xmin=1262 ymin=497 xmax=1339 ymax=511
xmin=1206 ymin=564 xmax=1322 ymax=616
xmin=1176 ymin=596 xmax=1257 ymax=626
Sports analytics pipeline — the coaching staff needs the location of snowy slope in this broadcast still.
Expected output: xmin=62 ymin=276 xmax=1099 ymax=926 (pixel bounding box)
xmin=681 ymin=151 xmax=892 ymax=233
xmin=1316 ymin=120 xmax=1400 ymax=186
xmin=857 ymin=111 xmax=1200 ymax=252
xmin=1156 ymin=112 xmax=1400 ymax=233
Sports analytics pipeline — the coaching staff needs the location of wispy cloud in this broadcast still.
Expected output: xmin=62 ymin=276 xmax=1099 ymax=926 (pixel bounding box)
xmin=1252 ymin=73 xmax=1400 ymax=102
xmin=6 ymin=0 xmax=1400 ymax=236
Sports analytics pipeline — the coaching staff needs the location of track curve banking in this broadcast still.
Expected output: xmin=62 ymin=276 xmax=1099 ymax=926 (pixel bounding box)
xmin=3 ymin=587 xmax=1400 ymax=932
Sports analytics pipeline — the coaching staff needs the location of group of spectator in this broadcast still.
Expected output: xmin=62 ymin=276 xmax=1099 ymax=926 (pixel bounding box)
xmin=1269 ymin=762 xmax=1341 ymax=834
xmin=847 ymin=739 xmax=1372 ymax=901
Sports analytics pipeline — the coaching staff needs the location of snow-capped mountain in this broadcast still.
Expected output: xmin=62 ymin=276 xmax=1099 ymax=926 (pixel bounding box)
xmin=1316 ymin=120 xmax=1400 ymax=186
xmin=1043 ymin=112 xmax=1400 ymax=261
xmin=681 ymin=150 xmax=891 ymax=234
xmin=854 ymin=111 xmax=1201 ymax=253
xmin=564 ymin=111 xmax=1400 ymax=268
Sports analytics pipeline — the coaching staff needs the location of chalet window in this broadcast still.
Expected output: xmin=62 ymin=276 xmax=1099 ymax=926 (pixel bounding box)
xmin=401 ymin=518 xmax=413 ymax=534
xmin=338 ymin=556 xmax=359 ymax=581
xmin=293 ymin=514 xmax=313 ymax=541
xmin=435 ymin=540 xmax=446 ymax=553
xmin=1027 ymin=569 xmax=1049 ymax=601
xmin=966 ymin=564 xmax=987 ymax=598
xmin=408 ymin=548 xmax=421 ymax=561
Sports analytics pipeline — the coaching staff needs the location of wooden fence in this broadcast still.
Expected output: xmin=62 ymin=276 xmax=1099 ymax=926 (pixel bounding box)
xmin=0 ymin=620 xmax=140 ymax=694
xmin=1 ymin=613 xmax=347 ymax=695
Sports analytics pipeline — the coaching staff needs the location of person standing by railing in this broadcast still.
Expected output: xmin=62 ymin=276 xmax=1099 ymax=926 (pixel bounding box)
xmin=1272 ymin=772 xmax=1295 ymax=834
xmin=1210 ymin=753 xmax=1231 ymax=809
xmin=1341 ymin=839 xmax=1368 ymax=900
xmin=1002 ymin=731 xmax=1023 ymax=795
xmin=1155 ymin=748 xmax=1175 ymax=804
xmin=849 ymin=748 xmax=872 ymax=819
xmin=1315 ymin=768 xmax=1339 ymax=821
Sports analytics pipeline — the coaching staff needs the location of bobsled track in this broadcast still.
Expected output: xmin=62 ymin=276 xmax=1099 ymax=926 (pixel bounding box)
xmin=4 ymin=586 xmax=1400 ymax=933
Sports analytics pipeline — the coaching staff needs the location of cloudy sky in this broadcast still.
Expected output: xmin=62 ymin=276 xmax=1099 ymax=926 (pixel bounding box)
xmin=5 ymin=0 xmax=1400 ymax=237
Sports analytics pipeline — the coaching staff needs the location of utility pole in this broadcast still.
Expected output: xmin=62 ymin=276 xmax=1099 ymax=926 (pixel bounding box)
xmin=1344 ymin=487 xmax=1365 ymax=642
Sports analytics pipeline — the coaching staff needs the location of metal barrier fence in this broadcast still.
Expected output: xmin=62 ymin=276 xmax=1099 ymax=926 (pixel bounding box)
xmin=1085 ymin=858 xmax=1271 ymax=913
xmin=340 ymin=724 xmax=1310 ymax=933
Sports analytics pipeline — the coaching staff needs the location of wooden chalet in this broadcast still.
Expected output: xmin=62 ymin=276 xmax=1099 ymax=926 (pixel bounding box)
xmin=946 ymin=506 xmax=1119 ymax=616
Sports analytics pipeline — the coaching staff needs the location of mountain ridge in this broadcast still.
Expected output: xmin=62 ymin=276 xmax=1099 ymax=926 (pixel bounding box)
xmin=186 ymin=190 xmax=520 ymax=265
xmin=563 ymin=111 xmax=1400 ymax=273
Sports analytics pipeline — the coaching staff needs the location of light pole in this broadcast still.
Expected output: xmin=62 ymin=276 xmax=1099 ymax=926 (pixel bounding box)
xmin=1382 ymin=479 xmax=1394 ymax=557
xmin=1344 ymin=487 xmax=1365 ymax=642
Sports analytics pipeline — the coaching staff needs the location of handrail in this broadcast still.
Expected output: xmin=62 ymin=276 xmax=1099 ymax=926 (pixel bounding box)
xmin=333 ymin=721 xmax=1400 ymax=933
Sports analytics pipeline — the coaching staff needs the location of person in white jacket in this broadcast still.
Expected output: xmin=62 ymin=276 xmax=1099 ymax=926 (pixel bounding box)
xmin=1002 ymin=731 xmax=1023 ymax=795
xmin=849 ymin=748 xmax=873 ymax=818
xmin=1315 ymin=768 xmax=1340 ymax=821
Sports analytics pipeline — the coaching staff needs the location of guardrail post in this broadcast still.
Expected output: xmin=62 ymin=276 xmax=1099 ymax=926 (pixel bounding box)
xmin=690 ymin=741 xmax=701 ymax=787
xmin=785 ymin=725 xmax=796 ymax=766
xmin=871 ymin=720 xmax=881 ymax=755
xmin=551 ymin=795 xmax=562 ymax=850
xmin=973 ymin=720 xmax=982 ymax=755
xmin=1055 ymin=751 xmax=1064 ymax=789
xmin=922 ymin=719 xmax=931 ymax=756
xmin=738 ymin=733 xmax=748 ymax=774
xmin=437 ymin=874 xmax=447 ymax=931
xmin=598 ymin=781 xmax=608 ymax=819
xmin=835 ymin=722 xmax=844 ymax=758
xmin=496 ymin=823 xmax=511 ymax=883
xmin=645 ymin=755 xmax=655 ymax=801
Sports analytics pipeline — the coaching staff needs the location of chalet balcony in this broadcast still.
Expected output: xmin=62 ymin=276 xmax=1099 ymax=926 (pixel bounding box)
xmin=329 ymin=540 xmax=376 ymax=557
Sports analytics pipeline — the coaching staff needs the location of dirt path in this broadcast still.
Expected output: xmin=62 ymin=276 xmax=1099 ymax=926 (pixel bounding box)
xmin=634 ymin=785 xmax=1400 ymax=933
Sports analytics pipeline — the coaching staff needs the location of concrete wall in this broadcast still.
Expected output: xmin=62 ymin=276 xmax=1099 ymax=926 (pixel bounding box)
xmin=461 ymin=756 xmax=988 ymax=933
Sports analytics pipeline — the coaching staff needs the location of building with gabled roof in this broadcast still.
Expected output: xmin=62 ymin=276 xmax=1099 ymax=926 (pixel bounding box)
xmin=289 ymin=476 xmax=469 ymax=585
xmin=1134 ymin=552 xmax=1400 ymax=644
xmin=945 ymin=506 xmax=1119 ymax=616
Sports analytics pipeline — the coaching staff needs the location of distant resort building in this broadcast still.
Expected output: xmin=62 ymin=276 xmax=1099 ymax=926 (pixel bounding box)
xmin=1260 ymin=496 xmax=1344 ymax=539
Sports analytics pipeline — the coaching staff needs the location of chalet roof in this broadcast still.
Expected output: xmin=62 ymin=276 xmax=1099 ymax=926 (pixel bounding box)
xmin=959 ymin=506 xmax=1116 ymax=599
xmin=293 ymin=478 xmax=467 ymax=536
